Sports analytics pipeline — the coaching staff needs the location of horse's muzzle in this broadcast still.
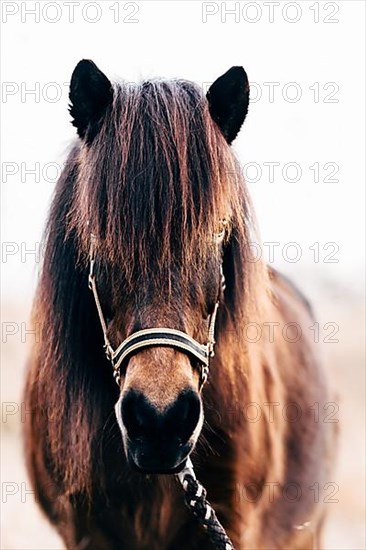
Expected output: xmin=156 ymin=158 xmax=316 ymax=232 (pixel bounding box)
xmin=116 ymin=388 xmax=202 ymax=474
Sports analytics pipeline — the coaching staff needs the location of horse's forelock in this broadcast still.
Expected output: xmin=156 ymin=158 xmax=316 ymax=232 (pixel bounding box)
xmin=69 ymin=79 xmax=247 ymax=289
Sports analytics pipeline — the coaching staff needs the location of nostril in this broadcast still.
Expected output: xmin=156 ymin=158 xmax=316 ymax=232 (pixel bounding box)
xmin=121 ymin=390 xmax=157 ymax=438
xmin=166 ymin=390 xmax=201 ymax=444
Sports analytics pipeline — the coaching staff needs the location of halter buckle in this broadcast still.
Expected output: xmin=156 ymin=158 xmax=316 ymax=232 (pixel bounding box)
xmin=207 ymin=341 xmax=215 ymax=358
xmin=104 ymin=343 xmax=114 ymax=362
xmin=113 ymin=368 xmax=121 ymax=386
xmin=200 ymin=364 xmax=209 ymax=389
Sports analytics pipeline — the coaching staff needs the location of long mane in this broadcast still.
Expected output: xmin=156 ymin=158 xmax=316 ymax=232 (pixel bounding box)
xmin=26 ymin=78 xmax=268 ymax=498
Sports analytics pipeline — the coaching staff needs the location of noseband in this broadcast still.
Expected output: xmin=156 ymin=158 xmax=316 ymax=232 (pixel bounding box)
xmin=88 ymin=222 xmax=227 ymax=389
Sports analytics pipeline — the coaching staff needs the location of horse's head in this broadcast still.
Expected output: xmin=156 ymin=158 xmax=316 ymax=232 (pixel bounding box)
xmin=69 ymin=60 xmax=250 ymax=473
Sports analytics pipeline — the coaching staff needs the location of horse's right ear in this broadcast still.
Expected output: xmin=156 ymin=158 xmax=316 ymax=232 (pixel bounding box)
xmin=69 ymin=59 xmax=113 ymax=142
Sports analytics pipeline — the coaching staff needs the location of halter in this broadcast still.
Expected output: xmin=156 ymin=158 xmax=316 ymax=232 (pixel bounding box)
xmin=88 ymin=221 xmax=227 ymax=389
xmin=88 ymin=224 xmax=234 ymax=549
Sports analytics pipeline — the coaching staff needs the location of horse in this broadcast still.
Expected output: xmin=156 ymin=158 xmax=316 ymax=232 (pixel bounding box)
xmin=23 ymin=60 xmax=335 ymax=550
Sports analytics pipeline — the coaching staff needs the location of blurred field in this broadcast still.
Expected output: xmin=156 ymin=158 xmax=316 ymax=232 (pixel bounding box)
xmin=1 ymin=267 xmax=365 ymax=550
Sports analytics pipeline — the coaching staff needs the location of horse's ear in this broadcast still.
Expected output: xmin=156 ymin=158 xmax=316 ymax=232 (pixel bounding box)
xmin=206 ymin=67 xmax=249 ymax=144
xmin=69 ymin=59 xmax=113 ymax=142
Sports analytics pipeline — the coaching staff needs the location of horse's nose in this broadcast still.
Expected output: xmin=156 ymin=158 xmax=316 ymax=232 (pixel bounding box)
xmin=120 ymin=388 xmax=201 ymax=472
xmin=122 ymin=388 xmax=201 ymax=443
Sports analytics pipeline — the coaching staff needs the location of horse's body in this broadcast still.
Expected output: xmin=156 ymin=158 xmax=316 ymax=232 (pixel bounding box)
xmin=24 ymin=62 xmax=335 ymax=549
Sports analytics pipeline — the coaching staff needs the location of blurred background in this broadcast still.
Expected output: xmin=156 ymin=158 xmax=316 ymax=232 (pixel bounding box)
xmin=1 ymin=1 xmax=365 ymax=548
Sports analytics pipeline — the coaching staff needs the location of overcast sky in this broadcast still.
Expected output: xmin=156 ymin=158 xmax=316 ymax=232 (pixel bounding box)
xmin=1 ymin=1 xmax=365 ymax=303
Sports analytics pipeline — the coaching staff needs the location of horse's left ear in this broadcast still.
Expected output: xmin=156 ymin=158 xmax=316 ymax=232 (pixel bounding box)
xmin=206 ymin=67 xmax=249 ymax=144
xmin=69 ymin=59 xmax=113 ymax=142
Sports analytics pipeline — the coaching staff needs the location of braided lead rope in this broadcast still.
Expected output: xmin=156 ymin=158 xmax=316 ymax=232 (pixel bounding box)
xmin=177 ymin=458 xmax=235 ymax=550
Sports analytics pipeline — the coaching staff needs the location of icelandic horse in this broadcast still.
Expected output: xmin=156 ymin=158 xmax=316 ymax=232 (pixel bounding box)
xmin=24 ymin=60 xmax=335 ymax=549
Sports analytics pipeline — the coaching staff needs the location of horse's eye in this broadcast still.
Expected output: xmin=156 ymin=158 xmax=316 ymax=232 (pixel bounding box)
xmin=214 ymin=219 xmax=228 ymax=243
